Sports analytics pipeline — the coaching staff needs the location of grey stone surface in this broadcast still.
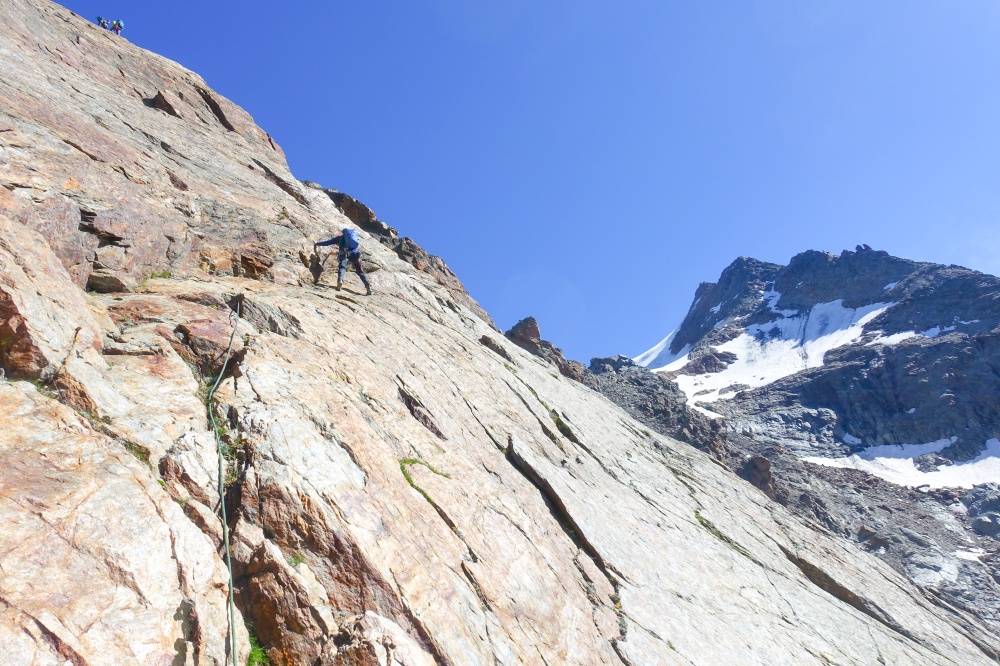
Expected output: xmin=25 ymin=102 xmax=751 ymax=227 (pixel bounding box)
xmin=2 ymin=1 xmax=999 ymax=663
xmin=964 ymin=484 xmax=1000 ymax=517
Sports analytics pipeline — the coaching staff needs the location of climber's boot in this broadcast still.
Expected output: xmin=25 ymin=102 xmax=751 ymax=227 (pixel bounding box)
xmin=336 ymin=280 xmax=343 ymax=291
xmin=366 ymin=285 xmax=372 ymax=296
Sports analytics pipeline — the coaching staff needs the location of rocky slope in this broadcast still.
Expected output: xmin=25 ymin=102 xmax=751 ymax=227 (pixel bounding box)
xmin=2 ymin=1 xmax=998 ymax=664
xmin=611 ymin=248 xmax=1000 ymax=652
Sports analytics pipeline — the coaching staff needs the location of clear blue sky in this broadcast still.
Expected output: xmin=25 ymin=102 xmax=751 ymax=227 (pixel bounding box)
xmin=62 ymin=0 xmax=1000 ymax=362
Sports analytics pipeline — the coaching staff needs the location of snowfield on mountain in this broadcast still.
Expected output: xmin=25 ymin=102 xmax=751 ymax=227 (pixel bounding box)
xmin=615 ymin=249 xmax=1000 ymax=651
xmin=1 ymin=0 xmax=999 ymax=664
xmin=804 ymin=438 xmax=1000 ymax=490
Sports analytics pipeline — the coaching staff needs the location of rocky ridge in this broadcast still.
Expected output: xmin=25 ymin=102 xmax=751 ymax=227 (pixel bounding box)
xmin=505 ymin=316 xmax=587 ymax=381
xmin=597 ymin=248 xmax=1000 ymax=652
xmin=640 ymin=248 xmax=1000 ymax=461
xmin=1 ymin=1 xmax=998 ymax=664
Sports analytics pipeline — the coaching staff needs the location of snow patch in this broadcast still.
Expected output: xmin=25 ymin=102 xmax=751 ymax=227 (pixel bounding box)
xmin=850 ymin=437 xmax=955 ymax=460
xmin=656 ymin=349 xmax=691 ymax=372
xmin=869 ymin=318 xmax=978 ymax=346
xmin=762 ymin=288 xmax=797 ymax=317
xmin=883 ymin=281 xmax=899 ymax=290
xmin=690 ymin=403 xmax=723 ymax=419
xmin=709 ymin=303 xmax=722 ymax=315
xmin=867 ymin=331 xmax=918 ymax=346
xmin=918 ymin=325 xmax=955 ymax=338
xmin=906 ymin=408 xmax=916 ymax=414
xmin=674 ymin=300 xmax=892 ymax=405
xmin=804 ymin=438 xmax=1000 ymax=489
xmin=842 ymin=433 xmax=862 ymax=446
xmin=635 ymin=330 xmax=690 ymax=371
xmin=955 ymin=548 xmax=985 ymax=562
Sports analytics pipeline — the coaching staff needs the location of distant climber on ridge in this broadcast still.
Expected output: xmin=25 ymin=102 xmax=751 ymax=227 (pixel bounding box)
xmin=96 ymin=16 xmax=109 ymax=29
xmin=110 ymin=19 xmax=123 ymax=35
xmin=314 ymin=228 xmax=372 ymax=295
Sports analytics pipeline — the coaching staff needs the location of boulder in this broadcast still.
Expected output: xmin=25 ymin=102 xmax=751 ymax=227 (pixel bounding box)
xmin=86 ymin=268 xmax=137 ymax=293
xmin=505 ymin=316 xmax=587 ymax=381
xmin=972 ymin=514 xmax=1000 ymax=537
xmin=963 ymin=484 xmax=1000 ymax=517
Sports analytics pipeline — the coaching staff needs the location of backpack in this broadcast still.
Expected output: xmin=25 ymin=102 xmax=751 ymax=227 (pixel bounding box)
xmin=342 ymin=228 xmax=360 ymax=251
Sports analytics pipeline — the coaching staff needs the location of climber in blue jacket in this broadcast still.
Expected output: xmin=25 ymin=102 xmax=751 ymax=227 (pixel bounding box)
xmin=314 ymin=228 xmax=372 ymax=294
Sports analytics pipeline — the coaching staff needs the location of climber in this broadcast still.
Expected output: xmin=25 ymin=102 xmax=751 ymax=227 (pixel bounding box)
xmin=314 ymin=228 xmax=372 ymax=295
xmin=97 ymin=16 xmax=109 ymax=29
xmin=110 ymin=19 xmax=123 ymax=35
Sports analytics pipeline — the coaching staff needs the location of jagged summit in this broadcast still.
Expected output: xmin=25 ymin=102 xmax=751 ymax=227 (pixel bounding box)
xmin=641 ymin=247 xmax=981 ymax=369
xmin=2 ymin=1 xmax=999 ymax=664
xmin=615 ymin=248 xmax=1000 ymax=642
xmin=637 ymin=245 xmax=1000 ymax=474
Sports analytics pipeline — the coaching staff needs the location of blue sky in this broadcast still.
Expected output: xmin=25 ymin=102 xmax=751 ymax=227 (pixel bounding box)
xmin=64 ymin=1 xmax=1000 ymax=362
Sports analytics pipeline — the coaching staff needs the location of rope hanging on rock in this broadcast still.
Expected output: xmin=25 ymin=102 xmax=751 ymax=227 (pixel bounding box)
xmin=208 ymin=296 xmax=242 ymax=665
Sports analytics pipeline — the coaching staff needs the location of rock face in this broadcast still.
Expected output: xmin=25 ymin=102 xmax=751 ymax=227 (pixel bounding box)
xmin=0 ymin=381 xmax=246 ymax=666
xmin=618 ymin=248 xmax=1000 ymax=652
xmin=1 ymin=1 xmax=999 ymax=664
xmin=0 ymin=214 xmax=104 ymax=378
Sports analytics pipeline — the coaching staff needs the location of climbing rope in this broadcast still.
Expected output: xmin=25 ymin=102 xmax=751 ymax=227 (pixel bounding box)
xmin=208 ymin=297 xmax=242 ymax=666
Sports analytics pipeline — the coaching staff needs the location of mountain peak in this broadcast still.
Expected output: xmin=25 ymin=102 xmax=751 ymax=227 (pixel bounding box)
xmin=613 ymin=246 xmax=1000 ymax=644
xmin=637 ymin=246 xmax=1000 ymax=462
xmin=3 ymin=2 xmax=997 ymax=663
